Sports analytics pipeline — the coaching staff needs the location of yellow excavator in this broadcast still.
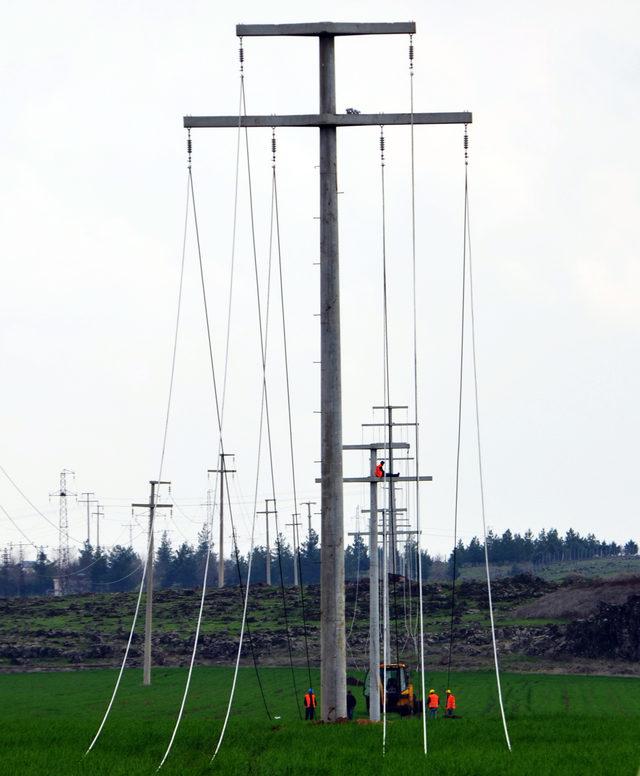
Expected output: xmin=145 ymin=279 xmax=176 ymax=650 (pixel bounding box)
xmin=363 ymin=662 xmax=422 ymax=715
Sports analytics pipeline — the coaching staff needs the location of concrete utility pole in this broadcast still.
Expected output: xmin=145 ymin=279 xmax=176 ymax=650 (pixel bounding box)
xmin=301 ymin=501 xmax=316 ymax=538
xmin=208 ymin=454 xmax=235 ymax=588
xmin=132 ymin=481 xmax=171 ymax=686
xmin=342 ymin=441 xmax=415 ymax=721
xmin=286 ymin=513 xmax=303 ymax=586
xmin=186 ymin=20 xmax=471 ymax=721
xmin=256 ymin=498 xmax=277 ymax=585
xmin=78 ymin=492 xmax=98 ymax=546
xmin=92 ymin=505 xmax=105 ymax=552
xmin=50 ymin=469 xmax=76 ymax=592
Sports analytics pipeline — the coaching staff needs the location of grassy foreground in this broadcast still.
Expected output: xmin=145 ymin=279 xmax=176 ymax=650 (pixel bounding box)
xmin=0 ymin=667 xmax=638 ymax=775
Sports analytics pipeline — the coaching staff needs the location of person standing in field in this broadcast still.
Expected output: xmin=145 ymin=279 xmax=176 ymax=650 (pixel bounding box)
xmin=346 ymin=690 xmax=357 ymax=720
xmin=427 ymin=688 xmax=439 ymax=718
xmin=304 ymin=688 xmax=317 ymax=720
xmin=445 ymin=689 xmax=456 ymax=717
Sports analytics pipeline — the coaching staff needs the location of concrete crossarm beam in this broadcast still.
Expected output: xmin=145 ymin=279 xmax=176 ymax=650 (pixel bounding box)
xmin=185 ymin=112 xmax=472 ymax=129
xmin=343 ymin=443 xmax=409 ymax=450
xmin=236 ymin=22 xmax=416 ymax=37
xmin=315 ymin=476 xmax=432 ymax=483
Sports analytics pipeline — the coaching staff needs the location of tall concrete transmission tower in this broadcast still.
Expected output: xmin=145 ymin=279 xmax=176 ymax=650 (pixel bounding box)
xmin=50 ymin=469 xmax=76 ymax=590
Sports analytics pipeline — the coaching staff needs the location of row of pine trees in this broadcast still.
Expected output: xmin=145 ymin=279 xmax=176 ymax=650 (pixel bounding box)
xmin=0 ymin=526 xmax=637 ymax=598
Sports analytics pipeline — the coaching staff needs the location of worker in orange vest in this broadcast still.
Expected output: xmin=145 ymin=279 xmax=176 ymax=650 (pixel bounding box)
xmin=304 ymin=688 xmax=317 ymax=721
xmin=427 ymin=688 xmax=439 ymax=718
xmin=445 ymin=689 xmax=456 ymax=717
xmin=374 ymin=461 xmax=399 ymax=478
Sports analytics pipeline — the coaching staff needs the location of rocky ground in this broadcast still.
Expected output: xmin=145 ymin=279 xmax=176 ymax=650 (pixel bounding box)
xmin=1 ymin=573 xmax=639 ymax=675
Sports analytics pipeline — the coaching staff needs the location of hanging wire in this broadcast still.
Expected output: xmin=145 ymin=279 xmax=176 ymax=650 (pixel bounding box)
xmin=252 ymin=126 xmax=303 ymax=719
xmin=225 ymin=470 xmax=271 ymax=718
xmin=0 ymin=465 xmax=85 ymax=546
xmin=465 ymin=129 xmax=512 ymax=751
xmin=85 ymin=164 xmax=192 ymax=758
xmin=408 ymin=30 xmax=429 ymax=754
xmin=446 ymin=126 xmax=468 ymax=688
xmin=0 ymin=502 xmax=41 ymax=551
xmin=379 ymin=125 xmax=390 ymax=756
xmin=272 ymin=128 xmax=314 ymax=687
xmin=211 ymin=47 xmax=300 ymax=760
xmin=157 ymin=125 xmax=235 ymax=771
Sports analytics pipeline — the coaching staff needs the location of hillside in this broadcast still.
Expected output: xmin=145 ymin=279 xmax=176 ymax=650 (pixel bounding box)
xmin=2 ymin=570 xmax=640 ymax=676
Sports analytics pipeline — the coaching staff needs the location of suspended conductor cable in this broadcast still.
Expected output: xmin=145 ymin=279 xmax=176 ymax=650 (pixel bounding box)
xmin=382 ymin=506 xmax=388 ymax=756
xmin=408 ymin=33 xmax=428 ymax=753
xmin=246 ymin=125 xmax=301 ymax=717
xmin=157 ymin=129 xmax=231 ymax=770
xmin=225 ymin=469 xmax=271 ymax=718
xmin=379 ymin=125 xmax=391 ymax=756
xmin=210 ymin=49 xmax=278 ymax=759
xmin=85 ymin=170 xmax=191 ymax=757
xmin=0 ymin=465 xmax=84 ymax=545
xmin=272 ymin=131 xmax=314 ymax=687
xmin=0 ymin=502 xmax=39 ymax=551
xmin=446 ymin=146 xmax=468 ymax=690
xmin=465 ymin=136 xmax=512 ymax=751
xmin=220 ymin=74 xmax=245 ymax=417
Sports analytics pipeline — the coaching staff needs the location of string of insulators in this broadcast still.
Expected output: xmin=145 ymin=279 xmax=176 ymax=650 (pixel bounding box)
xmin=409 ymin=34 xmax=414 ymax=73
xmin=380 ymin=127 xmax=385 ymax=165
xmin=187 ymin=128 xmax=192 ymax=168
xmin=239 ymin=37 xmax=244 ymax=73
xmin=271 ymin=129 xmax=276 ymax=166
xmin=464 ymin=124 xmax=469 ymax=166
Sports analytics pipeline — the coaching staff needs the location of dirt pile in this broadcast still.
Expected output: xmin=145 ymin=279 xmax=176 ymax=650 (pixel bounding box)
xmin=515 ymin=576 xmax=640 ymax=620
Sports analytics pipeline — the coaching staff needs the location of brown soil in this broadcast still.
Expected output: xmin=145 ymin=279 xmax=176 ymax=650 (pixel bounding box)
xmin=514 ymin=576 xmax=640 ymax=619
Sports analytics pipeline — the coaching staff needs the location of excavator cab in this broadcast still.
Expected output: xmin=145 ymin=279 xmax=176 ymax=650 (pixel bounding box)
xmin=363 ymin=662 xmax=421 ymax=715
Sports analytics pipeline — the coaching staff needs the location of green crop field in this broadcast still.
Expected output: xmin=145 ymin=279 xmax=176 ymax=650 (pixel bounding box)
xmin=0 ymin=667 xmax=638 ymax=775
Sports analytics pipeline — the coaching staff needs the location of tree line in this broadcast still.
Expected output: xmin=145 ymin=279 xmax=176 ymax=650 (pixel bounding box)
xmin=0 ymin=525 xmax=637 ymax=598
xmin=448 ymin=528 xmax=638 ymax=570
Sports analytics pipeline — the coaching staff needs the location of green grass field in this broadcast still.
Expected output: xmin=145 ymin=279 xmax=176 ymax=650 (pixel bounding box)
xmin=0 ymin=667 xmax=638 ymax=775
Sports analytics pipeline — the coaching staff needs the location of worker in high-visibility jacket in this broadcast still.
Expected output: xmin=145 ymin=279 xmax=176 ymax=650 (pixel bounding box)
xmin=445 ymin=689 xmax=456 ymax=717
xmin=304 ymin=688 xmax=317 ymax=721
xmin=374 ymin=460 xmax=399 ymax=478
xmin=427 ymin=689 xmax=439 ymax=718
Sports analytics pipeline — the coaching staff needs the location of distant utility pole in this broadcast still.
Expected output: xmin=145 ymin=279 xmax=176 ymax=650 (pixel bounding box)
xmin=208 ymin=454 xmax=235 ymax=588
xmin=50 ymin=469 xmax=76 ymax=590
xmin=363 ymin=407 xmax=415 ymax=581
xmin=286 ymin=513 xmax=303 ymax=586
xmin=186 ymin=19 xmax=470 ymax=721
xmin=341 ymin=441 xmax=409 ymax=722
xmin=341 ymin=417 xmax=431 ymax=722
xmin=301 ymin=501 xmax=316 ymax=537
xmin=123 ymin=518 xmax=137 ymax=548
xmin=78 ymin=492 xmax=98 ymax=546
xmin=257 ymin=498 xmax=277 ymax=585
xmin=132 ymin=480 xmax=171 ymax=687
xmin=92 ymin=505 xmax=105 ymax=552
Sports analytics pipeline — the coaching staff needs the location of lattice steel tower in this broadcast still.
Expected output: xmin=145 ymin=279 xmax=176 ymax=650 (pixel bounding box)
xmin=50 ymin=469 xmax=76 ymax=578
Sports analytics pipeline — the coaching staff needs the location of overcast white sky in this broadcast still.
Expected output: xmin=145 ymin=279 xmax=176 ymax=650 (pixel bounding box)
xmin=1 ymin=0 xmax=639 ymax=563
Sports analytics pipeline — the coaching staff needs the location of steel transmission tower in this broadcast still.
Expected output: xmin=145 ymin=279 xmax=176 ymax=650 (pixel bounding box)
xmin=50 ymin=469 xmax=76 ymax=585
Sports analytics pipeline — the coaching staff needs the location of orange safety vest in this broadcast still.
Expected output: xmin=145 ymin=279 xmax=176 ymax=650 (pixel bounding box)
xmin=427 ymin=692 xmax=439 ymax=709
xmin=375 ymin=464 xmax=384 ymax=478
xmin=304 ymin=692 xmax=317 ymax=709
xmin=446 ymin=694 xmax=456 ymax=710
